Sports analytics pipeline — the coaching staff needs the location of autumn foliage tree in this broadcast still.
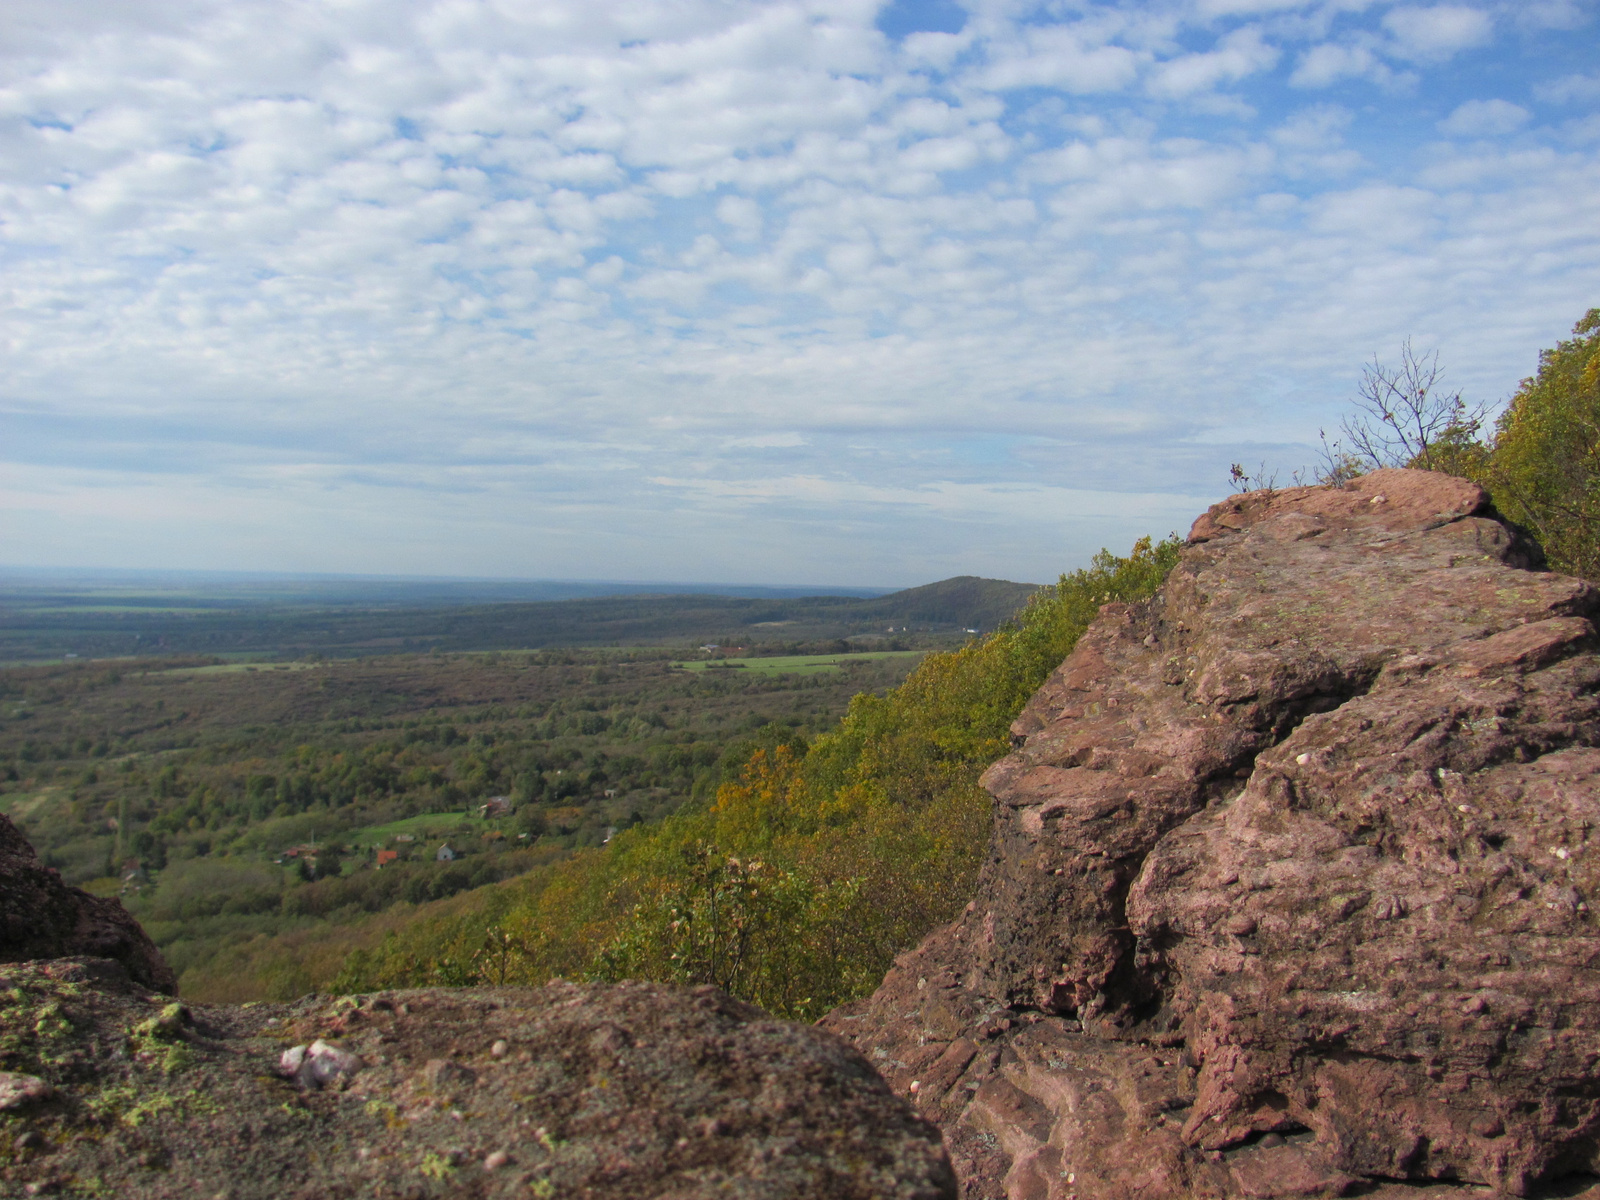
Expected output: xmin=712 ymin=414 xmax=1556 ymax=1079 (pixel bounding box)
xmin=1482 ymin=308 xmax=1600 ymax=580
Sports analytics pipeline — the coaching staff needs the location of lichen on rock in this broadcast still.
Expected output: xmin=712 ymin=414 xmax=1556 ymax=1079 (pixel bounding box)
xmin=0 ymin=959 xmax=955 ymax=1198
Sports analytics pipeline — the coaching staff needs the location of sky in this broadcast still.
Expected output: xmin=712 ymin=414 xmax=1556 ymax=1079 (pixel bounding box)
xmin=2 ymin=0 xmax=1598 ymax=587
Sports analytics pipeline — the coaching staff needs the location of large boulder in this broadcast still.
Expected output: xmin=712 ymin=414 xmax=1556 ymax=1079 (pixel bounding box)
xmin=0 ymin=812 xmax=176 ymax=994
xmin=0 ymin=960 xmax=955 ymax=1198
xmin=825 ymin=468 xmax=1600 ymax=1199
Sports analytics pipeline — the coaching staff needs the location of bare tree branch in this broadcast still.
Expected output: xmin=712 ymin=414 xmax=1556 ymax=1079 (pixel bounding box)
xmin=1340 ymin=340 xmax=1489 ymax=473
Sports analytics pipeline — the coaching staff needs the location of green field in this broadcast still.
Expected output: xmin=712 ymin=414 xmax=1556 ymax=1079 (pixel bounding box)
xmin=0 ymin=785 xmax=66 ymax=823
xmin=0 ymin=633 xmax=937 ymax=1000
xmin=12 ymin=605 xmax=227 ymax=615
xmin=671 ymin=650 xmax=926 ymax=676
xmin=148 ymin=661 xmax=320 ymax=677
xmin=342 ymin=811 xmax=482 ymax=848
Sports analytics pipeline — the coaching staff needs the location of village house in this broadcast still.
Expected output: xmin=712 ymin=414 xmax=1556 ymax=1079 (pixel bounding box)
xmin=119 ymin=858 xmax=147 ymax=895
xmin=375 ymin=849 xmax=399 ymax=868
xmin=436 ymin=844 xmax=457 ymax=862
xmin=478 ymin=796 xmax=511 ymax=818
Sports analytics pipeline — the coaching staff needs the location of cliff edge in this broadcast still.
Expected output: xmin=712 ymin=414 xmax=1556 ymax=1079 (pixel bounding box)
xmin=823 ymin=468 xmax=1600 ymax=1199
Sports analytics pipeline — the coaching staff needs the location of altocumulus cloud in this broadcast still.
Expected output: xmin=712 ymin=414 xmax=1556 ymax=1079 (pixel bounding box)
xmin=1 ymin=0 xmax=1598 ymax=585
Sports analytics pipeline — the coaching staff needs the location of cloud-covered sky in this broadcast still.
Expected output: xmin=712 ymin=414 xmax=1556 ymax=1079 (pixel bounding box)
xmin=3 ymin=0 xmax=1597 ymax=586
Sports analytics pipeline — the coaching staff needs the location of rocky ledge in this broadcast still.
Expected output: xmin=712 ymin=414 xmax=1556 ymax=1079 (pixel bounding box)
xmin=0 ymin=957 xmax=954 ymax=1198
xmin=0 ymin=814 xmax=174 ymax=995
xmin=824 ymin=469 xmax=1600 ymax=1200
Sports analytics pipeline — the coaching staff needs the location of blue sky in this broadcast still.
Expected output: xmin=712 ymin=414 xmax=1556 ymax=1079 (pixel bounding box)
xmin=2 ymin=0 xmax=1597 ymax=586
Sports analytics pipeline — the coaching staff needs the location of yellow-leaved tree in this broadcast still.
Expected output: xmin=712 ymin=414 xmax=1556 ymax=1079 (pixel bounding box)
xmin=1484 ymin=308 xmax=1600 ymax=580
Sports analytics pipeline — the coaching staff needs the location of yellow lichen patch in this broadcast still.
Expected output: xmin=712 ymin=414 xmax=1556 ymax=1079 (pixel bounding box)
xmin=365 ymin=1099 xmax=406 ymax=1130
xmin=418 ymin=1150 xmax=455 ymax=1180
xmin=128 ymin=1003 xmax=196 ymax=1075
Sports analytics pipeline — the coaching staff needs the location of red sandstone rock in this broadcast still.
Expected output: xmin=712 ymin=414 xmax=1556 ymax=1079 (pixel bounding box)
xmin=0 ymin=812 xmax=177 ymax=994
xmin=824 ymin=469 xmax=1600 ymax=1199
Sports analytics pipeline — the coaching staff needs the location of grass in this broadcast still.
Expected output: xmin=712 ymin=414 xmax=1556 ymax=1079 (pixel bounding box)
xmin=341 ymin=811 xmax=484 ymax=848
xmin=670 ymin=650 xmax=926 ymax=676
xmin=0 ymin=786 xmax=66 ymax=822
xmin=143 ymin=661 xmax=320 ymax=677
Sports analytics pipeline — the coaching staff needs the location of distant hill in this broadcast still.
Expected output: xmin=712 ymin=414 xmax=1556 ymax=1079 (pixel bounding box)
xmin=860 ymin=576 xmax=1040 ymax=631
xmin=0 ymin=575 xmax=1042 ymax=661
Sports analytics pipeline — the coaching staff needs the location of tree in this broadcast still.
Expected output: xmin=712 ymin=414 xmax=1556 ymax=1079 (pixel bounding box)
xmin=1322 ymin=340 xmax=1490 ymax=480
xmin=1485 ymin=308 xmax=1600 ymax=580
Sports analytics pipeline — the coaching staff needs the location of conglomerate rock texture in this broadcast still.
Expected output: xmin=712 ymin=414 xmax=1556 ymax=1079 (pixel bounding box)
xmin=823 ymin=468 xmax=1600 ymax=1200
xmin=0 ymin=812 xmax=175 ymax=995
xmin=0 ymin=959 xmax=954 ymax=1198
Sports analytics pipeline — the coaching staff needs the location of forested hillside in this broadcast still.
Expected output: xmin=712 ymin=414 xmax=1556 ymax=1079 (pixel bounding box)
xmin=0 ymin=647 xmax=924 ymax=998
xmin=332 ymin=537 xmax=1183 ymax=1017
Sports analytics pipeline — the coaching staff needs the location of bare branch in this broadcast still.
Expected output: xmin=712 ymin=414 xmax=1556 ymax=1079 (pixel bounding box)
xmin=1228 ymin=462 xmax=1278 ymax=493
xmin=1339 ymin=340 xmax=1490 ymax=473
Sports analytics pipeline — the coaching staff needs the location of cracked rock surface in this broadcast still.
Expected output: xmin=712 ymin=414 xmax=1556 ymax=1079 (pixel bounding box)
xmin=0 ymin=959 xmax=954 ymax=1198
xmin=823 ymin=469 xmax=1600 ymax=1200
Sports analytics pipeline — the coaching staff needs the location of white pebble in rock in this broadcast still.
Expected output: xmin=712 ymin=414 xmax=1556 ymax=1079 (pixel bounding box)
xmin=0 ymin=1073 xmax=54 ymax=1111
xmin=280 ymin=1040 xmax=364 ymax=1088
xmin=424 ymin=1058 xmax=477 ymax=1091
xmin=484 ymin=1150 xmax=509 ymax=1171
xmin=490 ymin=1039 xmax=508 ymax=1058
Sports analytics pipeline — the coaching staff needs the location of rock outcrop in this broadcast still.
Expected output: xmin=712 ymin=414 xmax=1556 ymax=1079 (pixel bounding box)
xmin=0 ymin=958 xmax=955 ymax=1198
xmin=824 ymin=469 xmax=1600 ymax=1199
xmin=0 ymin=813 xmax=176 ymax=994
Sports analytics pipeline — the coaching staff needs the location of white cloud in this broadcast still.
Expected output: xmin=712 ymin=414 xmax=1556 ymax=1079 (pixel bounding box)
xmin=1289 ymin=41 xmax=1391 ymax=88
xmin=0 ymin=0 xmax=1596 ymax=583
xmin=1438 ymin=98 xmax=1531 ymax=137
xmin=977 ymin=25 xmax=1145 ymax=94
xmin=1506 ymin=0 xmax=1590 ymax=32
xmin=1382 ymin=5 xmax=1493 ymax=61
xmin=1195 ymin=0 xmax=1317 ymax=14
xmin=1148 ymin=27 xmax=1279 ymax=98
xmin=1535 ymin=72 xmax=1600 ymax=105
xmin=716 ymin=194 xmax=764 ymax=240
